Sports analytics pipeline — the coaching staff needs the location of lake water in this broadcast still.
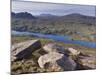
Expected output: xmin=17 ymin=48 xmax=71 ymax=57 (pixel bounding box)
xmin=12 ymin=30 xmax=96 ymax=48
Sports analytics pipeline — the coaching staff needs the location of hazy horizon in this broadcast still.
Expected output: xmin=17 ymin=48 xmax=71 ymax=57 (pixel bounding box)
xmin=12 ymin=0 xmax=96 ymax=16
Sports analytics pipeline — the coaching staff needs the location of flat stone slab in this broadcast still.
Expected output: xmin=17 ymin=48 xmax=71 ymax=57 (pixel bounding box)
xmin=11 ymin=40 xmax=41 ymax=61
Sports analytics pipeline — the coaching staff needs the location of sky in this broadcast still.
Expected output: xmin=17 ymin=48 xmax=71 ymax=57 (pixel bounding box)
xmin=12 ymin=0 xmax=96 ymax=16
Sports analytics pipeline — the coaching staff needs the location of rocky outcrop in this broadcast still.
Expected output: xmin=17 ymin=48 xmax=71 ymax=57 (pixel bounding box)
xmin=66 ymin=48 xmax=96 ymax=69
xmin=38 ymin=52 xmax=76 ymax=71
xmin=11 ymin=40 xmax=41 ymax=61
xmin=38 ymin=43 xmax=77 ymax=71
xmin=11 ymin=40 xmax=96 ymax=74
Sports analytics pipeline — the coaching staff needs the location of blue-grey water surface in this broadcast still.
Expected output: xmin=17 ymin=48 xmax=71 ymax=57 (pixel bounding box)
xmin=12 ymin=30 xmax=96 ymax=48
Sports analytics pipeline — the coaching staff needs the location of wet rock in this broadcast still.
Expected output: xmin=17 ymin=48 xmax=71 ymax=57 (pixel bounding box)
xmin=11 ymin=40 xmax=41 ymax=61
xmin=38 ymin=52 xmax=76 ymax=71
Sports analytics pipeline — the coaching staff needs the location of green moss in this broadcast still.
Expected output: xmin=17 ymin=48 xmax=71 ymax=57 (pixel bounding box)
xmin=11 ymin=61 xmax=22 ymax=71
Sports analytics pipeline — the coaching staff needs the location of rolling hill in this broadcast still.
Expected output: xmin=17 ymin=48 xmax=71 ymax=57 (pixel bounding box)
xmin=11 ymin=12 xmax=96 ymax=42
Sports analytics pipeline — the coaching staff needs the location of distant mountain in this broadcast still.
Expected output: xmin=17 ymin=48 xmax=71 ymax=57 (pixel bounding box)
xmin=63 ymin=13 xmax=95 ymax=17
xmin=58 ymin=13 xmax=96 ymax=25
xmin=37 ymin=13 xmax=95 ymax=25
xmin=11 ymin=12 xmax=36 ymax=19
xmin=11 ymin=12 xmax=96 ymax=41
xmin=11 ymin=12 xmax=16 ymax=17
xmin=40 ymin=14 xmax=57 ymax=17
xmin=62 ymin=13 xmax=95 ymax=20
xmin=37 ymin=14 xmax=58 ymax=20
xmin=11 ymin=12 xmax=95 ymax=25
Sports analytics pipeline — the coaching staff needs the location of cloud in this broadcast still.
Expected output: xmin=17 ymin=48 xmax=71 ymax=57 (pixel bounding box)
xmin=12 ymin=0 xmax=96 ymax=16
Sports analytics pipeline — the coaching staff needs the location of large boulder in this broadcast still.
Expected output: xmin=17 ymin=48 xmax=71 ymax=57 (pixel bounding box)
xmin=38 ymin=52 xmax=76 ymax=71
xmin=11 ymin=40 xmax=41 ymax=61
xmin=43 ymin=43 xmax=65 ymax=54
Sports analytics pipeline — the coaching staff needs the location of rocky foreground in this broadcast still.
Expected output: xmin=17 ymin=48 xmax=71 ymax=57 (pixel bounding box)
xmin=11 ymin=39 xmax=96 ymax=74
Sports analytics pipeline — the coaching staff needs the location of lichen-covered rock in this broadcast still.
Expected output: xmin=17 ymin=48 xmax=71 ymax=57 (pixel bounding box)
xmin=67 ymin=48 xmax=80 ymax=56
xmin=43 ymin=43 xmax=65 ymax=54
xmin=11 ymin=40 xmax=41 ymax=61
xmin=38 ymin=52 xmax=76 ymax=71
xmin=78 ymin=55 xmax=96 ymax=69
